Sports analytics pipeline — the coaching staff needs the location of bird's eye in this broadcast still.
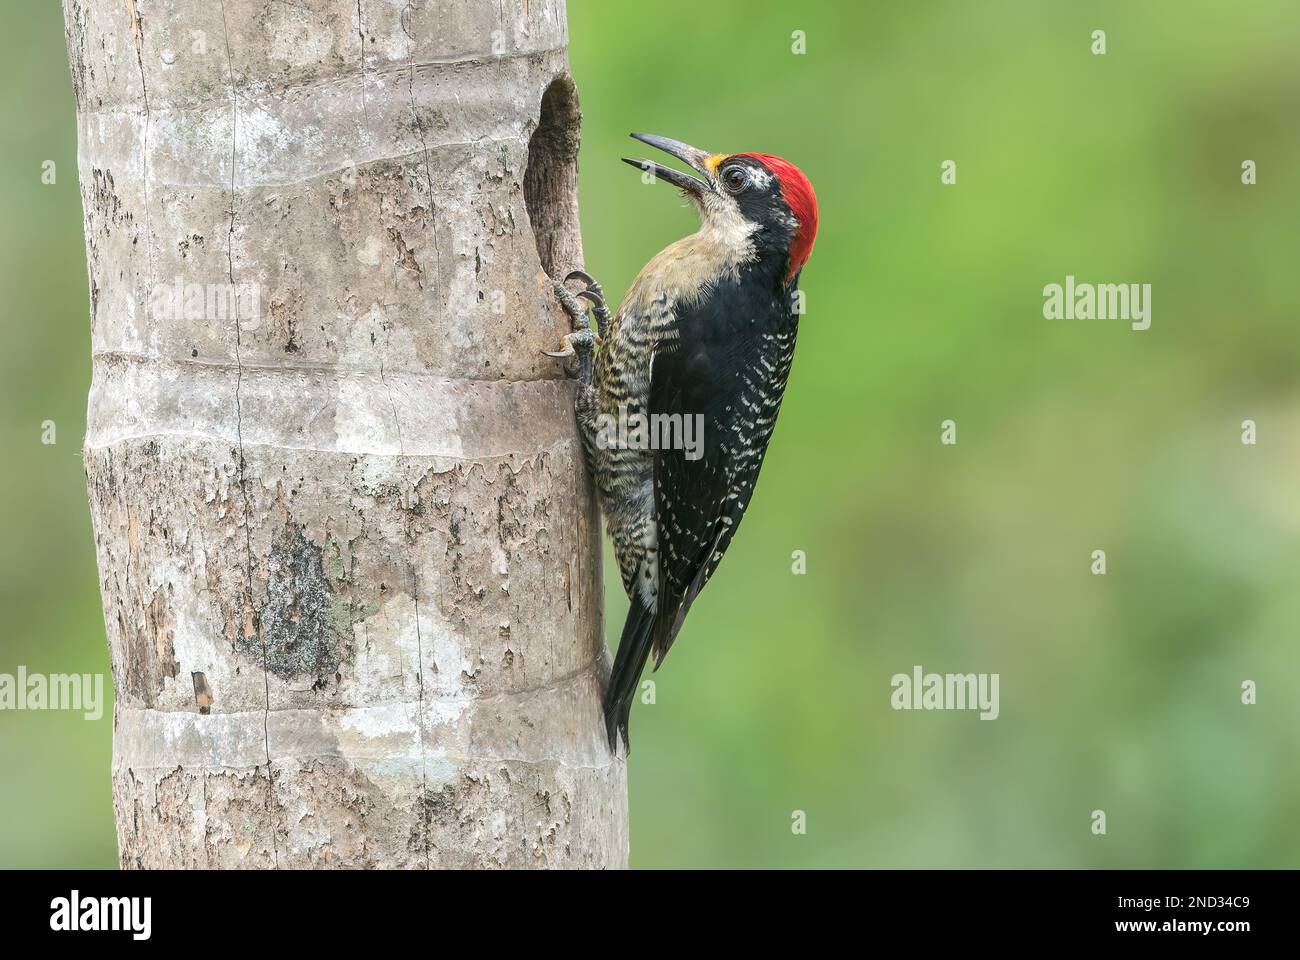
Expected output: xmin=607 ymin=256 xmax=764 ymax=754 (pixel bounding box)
xmin=721 ymin=166 xmax=749 ymax=194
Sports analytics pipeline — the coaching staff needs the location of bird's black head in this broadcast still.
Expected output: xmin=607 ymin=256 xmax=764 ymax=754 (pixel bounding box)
xmin=623 ymin=133 xmax=819 ymax=284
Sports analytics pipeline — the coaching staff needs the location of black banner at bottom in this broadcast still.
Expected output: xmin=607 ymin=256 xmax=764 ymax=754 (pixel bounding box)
xmin=2 ymin=868 xmax=1280 ymax=945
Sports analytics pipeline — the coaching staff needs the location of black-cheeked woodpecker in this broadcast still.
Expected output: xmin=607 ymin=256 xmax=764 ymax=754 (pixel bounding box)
xmin=546 ymin=133 xmax=818 ymax=753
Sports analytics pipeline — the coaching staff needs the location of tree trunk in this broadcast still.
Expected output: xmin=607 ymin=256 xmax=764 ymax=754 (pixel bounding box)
xmin=64 ymin=0 xmax=626 ymax=868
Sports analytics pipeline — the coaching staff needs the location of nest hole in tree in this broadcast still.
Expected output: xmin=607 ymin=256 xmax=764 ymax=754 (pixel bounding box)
xmin=524 ymin=75 xmax=583 ymax=278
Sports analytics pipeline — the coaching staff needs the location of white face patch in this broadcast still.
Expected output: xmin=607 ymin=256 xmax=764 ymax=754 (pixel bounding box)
xmin=743 ymin=164 xmax=774 ymax=191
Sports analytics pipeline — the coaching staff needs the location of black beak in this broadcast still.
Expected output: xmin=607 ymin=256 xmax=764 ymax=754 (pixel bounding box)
xmin=622 ymin=133 xmax=716 ymax=198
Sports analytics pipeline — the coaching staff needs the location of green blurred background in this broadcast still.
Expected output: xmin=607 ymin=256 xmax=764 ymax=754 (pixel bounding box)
xmin=3 ymin=1 xmax=1298 ymax=868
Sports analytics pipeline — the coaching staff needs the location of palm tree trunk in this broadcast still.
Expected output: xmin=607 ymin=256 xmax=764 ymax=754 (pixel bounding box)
xmin=63 ymin=0 xmax=626 ymax=868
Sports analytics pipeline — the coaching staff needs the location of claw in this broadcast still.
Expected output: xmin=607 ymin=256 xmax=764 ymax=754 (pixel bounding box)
xmin=559 ymin=270 xmax=612 ymax=341
xmin=554 ymin=281 xmax=588 ymax=313
xmin=543 ymin=330 xmax=597 ymax=385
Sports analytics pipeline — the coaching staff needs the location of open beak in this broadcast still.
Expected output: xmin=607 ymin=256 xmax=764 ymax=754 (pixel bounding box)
xmin=622 ymin=133 xmax=717 ymax=198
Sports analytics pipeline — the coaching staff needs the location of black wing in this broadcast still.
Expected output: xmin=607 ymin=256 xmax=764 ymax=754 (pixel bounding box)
xmin=648 ymin=280 xmax=799 ymax=665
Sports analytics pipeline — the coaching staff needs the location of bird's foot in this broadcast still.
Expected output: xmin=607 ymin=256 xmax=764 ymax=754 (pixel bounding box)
xmin=545 ymin=271 xmax=609 ymax=385
xmin=558 ymin=270 xmax=613 ymax=340
xmin=543 ymin=328 xmax=597 ymax=386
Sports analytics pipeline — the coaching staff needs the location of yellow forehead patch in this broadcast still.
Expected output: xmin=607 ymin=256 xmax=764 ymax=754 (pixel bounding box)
xmin=703 ymin=154 xmax=727 ymax=173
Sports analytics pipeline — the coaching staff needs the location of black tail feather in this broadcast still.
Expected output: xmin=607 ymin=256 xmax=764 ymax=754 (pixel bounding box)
xmin=603 ymin=595 xmax=656 ymax=754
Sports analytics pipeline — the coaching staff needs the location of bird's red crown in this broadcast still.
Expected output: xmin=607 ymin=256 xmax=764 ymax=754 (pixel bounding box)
xmin=739 ymin=153 xmax=818 ymax=280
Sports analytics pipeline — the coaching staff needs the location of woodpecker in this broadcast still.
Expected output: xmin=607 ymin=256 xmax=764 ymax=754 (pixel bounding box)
xmin=546 ymin=133 xmax=818 ymax=753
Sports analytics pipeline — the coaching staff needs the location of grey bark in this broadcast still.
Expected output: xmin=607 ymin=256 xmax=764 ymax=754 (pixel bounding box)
xmin=64 ymin=0 xmax=627 ymax=868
